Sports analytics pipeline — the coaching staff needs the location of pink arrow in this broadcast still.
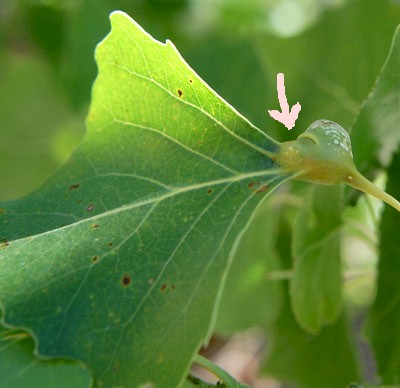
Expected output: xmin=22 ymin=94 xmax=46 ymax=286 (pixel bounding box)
xmin=268 ymin=73 xmax=301 ymax=130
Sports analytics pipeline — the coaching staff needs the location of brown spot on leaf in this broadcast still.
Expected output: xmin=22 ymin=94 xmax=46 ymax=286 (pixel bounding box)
xmin=160 ymin=283 xmax=167 ymax=291
xmin=255 ymin=185 xmax=269 ymax=193
xmin=248 ymin=181 xmax=268 ymax=193
xmin=1 ymin=239 xmax=9 ymax=248
xmin=177 ymin=89 xmax=183 ymax=97
xmin=86 ymin=204 xmax=95 ymax=212
xmin=92 ymin=256 xmax=99 ymax=263
xmin=122 ymin=273 xmax=131 ymax=286
xmin=171 ymin=284 xmax=176 ymax=290
xmin=68 ymin=183 xmax=80 ymax=191
xmin=91 ymin=224 xmax=99 ymax=229
xmin=207 ymin=189 xmax=213 ymax=194
xmin=189 ymin=79 xmax=193 ymax=83
xmin=108 ymin=242 xmax=113 ymax=247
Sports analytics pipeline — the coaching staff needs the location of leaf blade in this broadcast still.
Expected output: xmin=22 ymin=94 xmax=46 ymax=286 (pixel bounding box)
xmin=0 ymin=11 xmax=287 ymax=387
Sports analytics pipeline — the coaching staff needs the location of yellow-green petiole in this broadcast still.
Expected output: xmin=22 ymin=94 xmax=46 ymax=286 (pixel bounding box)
xmin=276 ymin=119 xmax=400 ymax=212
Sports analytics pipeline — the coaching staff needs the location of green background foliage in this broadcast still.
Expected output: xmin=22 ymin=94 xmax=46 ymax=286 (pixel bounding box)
xmin=1 ymin=0 xmax=400 ymax=387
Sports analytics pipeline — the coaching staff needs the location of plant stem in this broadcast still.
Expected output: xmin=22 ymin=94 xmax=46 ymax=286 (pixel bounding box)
xmin=345 ymin=171 xmax=400 ymax=212
xmin=193 ymin=354 xmax=251 ymax=388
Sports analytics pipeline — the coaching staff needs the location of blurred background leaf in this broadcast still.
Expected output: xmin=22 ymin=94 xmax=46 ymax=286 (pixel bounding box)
xmin=264 ymin=213 xmax=360 ymax=387
xmin=216 ymin=197 xmax=283 ymax=334
xmin=351 ymin=25 xmax=400 ymax=174
xmin=290 ymin=185 xmax=343 ymax=334
xmin=368 ymin=150 xmax=400 ymax=384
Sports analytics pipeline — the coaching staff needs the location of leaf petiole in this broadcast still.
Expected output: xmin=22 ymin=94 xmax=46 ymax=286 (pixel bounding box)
xmin=192 ymin=354 xmax=252 ymax=388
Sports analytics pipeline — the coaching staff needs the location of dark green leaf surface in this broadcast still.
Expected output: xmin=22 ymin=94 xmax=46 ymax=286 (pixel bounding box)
xmin=290 ymin=185 xmax=343 ymax=333
xmin=0 ymin=12 xmax=288 ymax=387
xmin=265 ymin=281 xmax=360 ymax=387
xmin=369 ymin=150 xmax=400 ymax=383
xmin=265 ymin=301 xmax=360 ymax=387
xmin=0 ymin=316 xmax=91 ymax=388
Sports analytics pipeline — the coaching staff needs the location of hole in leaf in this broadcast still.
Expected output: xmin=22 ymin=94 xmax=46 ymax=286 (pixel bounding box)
xmin=256 ymin=185 xmax=269 ymax=193
xmin=86 ymin=204 xmax=95 ymax=212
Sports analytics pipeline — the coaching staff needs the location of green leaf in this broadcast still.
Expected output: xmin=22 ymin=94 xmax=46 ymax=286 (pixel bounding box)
xmin=290 ymin=185 xmax=343 ymax=333
xmin=265 ymin=295 xmax=360 ymax=387
xmin=261 ymin=202 xmax=360 ymax=387
xmin=351 ymin=25 xmax=400 ymax=173
xmin=368 ymin=150 xmax=400 ymax=383
xmin=0 ymin=315 xmax=92 ymax=388
xmin=0 ymin=11 xmax=288 ymax=387
xmin=215 ymin=198 xmax=283 ymax=334
xmin=265 ymin=231 xmax=359 ymax=388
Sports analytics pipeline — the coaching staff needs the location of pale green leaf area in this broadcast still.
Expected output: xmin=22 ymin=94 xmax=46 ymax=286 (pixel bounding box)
xmin=0 ymin=12 xmax=289 ymax=387
xmin=369 ymin=150 xmax=400 ymax=384
xmin=290 ymin=185 xmax=343 ymax=333
xmin=0 ymin=314 xmax=91 ymax=388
